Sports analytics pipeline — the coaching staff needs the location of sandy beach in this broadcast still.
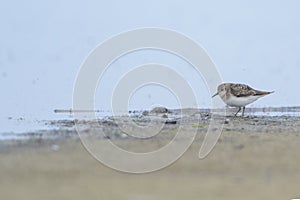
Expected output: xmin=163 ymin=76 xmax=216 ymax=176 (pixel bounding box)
xmin=1 ymin=111 xmax=300 ymax=200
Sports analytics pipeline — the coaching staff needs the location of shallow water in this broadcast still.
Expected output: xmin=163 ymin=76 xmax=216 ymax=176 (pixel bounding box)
xmin=1 ymin=107 xmax=300 ymax=141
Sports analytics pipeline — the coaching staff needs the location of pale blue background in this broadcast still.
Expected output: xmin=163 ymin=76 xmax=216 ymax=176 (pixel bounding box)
xmin=1 ymin=0 xmax=299 ymax=120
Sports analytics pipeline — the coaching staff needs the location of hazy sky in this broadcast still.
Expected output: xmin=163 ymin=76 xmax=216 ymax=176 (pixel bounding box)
xmin=1 ymin=0 xmax=300 ymax=119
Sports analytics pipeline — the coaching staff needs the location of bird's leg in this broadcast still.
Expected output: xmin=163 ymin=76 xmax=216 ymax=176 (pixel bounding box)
xmin=242 ymin=107 xmax=245 ymax=117
xmin=234 ymin=107 xmax=241 ymax=117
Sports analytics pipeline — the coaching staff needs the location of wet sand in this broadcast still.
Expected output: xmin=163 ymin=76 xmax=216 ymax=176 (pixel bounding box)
xmin=1 ymin=113 xmax=300 ymax=200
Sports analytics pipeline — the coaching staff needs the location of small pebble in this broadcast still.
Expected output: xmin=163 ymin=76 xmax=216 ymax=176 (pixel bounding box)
xmin=165 ymin=120 xmax=177 ymax=124
xmin=224 ymin=118 xmax=230 ymax=124
xmin=161 ymin=114 xmax=168 ymax=118
xmin=142 ymin=111 xmax=149 ymax=116
xmin=120 ymin=133 xmax=128 ymax=138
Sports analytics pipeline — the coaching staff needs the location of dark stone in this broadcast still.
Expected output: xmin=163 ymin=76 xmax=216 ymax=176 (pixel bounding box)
xmin=150 ymin=106 xmax=169 ymax=114
xmin=165 ymin=120 xmax=177 ymax=124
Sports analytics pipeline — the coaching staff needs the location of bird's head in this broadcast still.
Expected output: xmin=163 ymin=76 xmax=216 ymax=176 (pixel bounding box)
xmin=212 ymin=83 xmax=228 ymax=98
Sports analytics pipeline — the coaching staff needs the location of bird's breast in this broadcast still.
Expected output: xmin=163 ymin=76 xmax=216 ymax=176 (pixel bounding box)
xmin=224 ymin=95 xmax=261 ymax=107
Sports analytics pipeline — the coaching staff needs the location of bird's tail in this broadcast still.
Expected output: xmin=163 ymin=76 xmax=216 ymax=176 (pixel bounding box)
xmin=255 ymin=90 xmax=274 ymax=96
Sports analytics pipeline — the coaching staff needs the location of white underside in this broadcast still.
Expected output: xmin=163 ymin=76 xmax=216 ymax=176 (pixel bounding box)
xmin=224 ymin=95 xmax=261 ymax=107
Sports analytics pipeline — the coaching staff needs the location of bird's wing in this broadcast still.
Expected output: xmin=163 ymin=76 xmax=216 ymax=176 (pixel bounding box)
xmin=230 ymin=84 xmax=256 ymax=97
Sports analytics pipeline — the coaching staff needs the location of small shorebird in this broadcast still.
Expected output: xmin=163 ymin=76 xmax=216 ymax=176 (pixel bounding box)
xmin=212 ymin=83 xmax=274 ymax=117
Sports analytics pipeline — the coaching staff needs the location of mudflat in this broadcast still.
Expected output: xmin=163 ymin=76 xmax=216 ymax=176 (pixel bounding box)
xmin=1 ymin=114 xmax=300 ymax=200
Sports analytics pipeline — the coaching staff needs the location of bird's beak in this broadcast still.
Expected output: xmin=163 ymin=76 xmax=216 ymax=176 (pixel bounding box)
xmin=212 ymin=93 xmax=218 ymax=98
